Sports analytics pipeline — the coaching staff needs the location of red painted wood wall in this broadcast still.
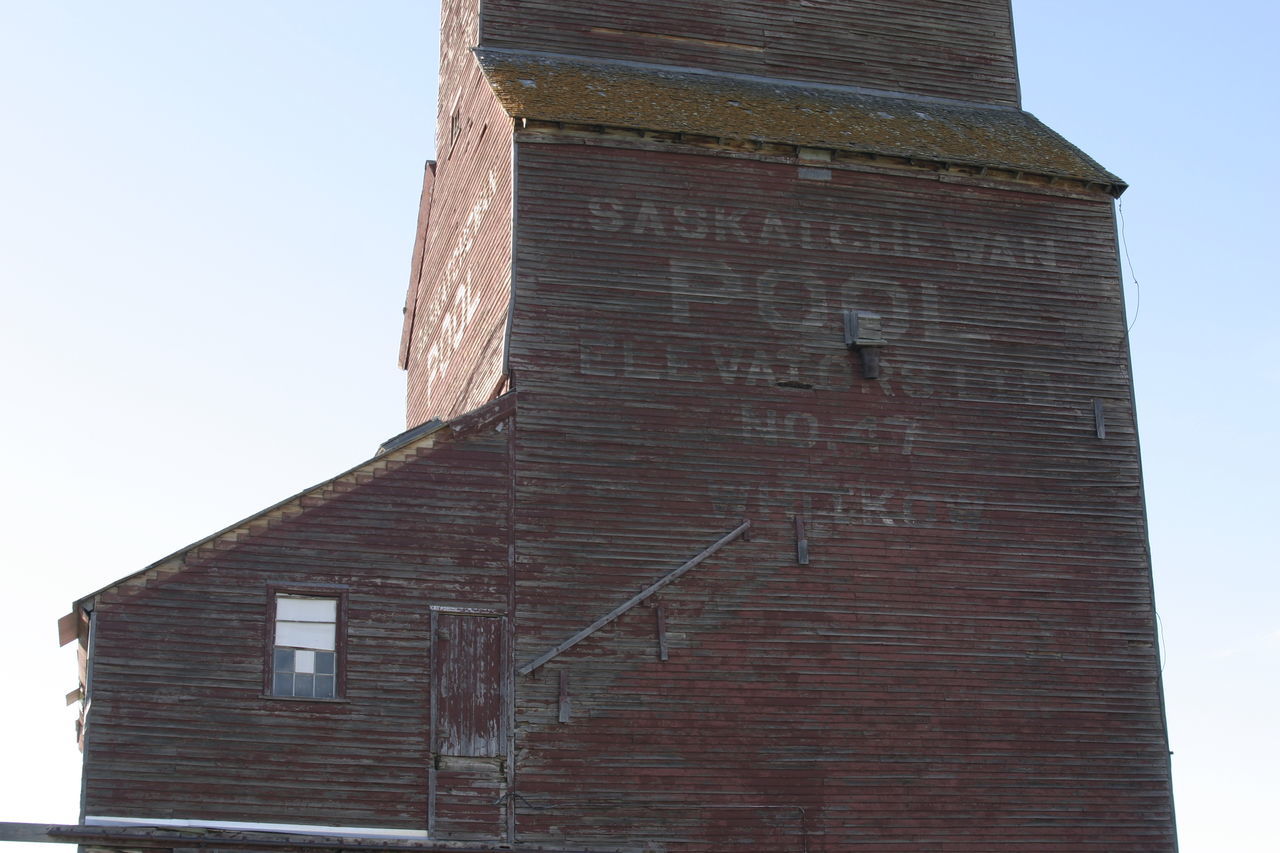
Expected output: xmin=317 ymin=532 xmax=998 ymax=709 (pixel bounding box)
xmin=502 ymin=140 xmax=1172 ymax=851
xmin=481 ymin=0 xmax=1021 ymax=107
xmin=72 ymin=1 xmax=1176 ymax=850
xmin=401 ymin=0 xmax=513 ymax=426
xmin=82 ymin=409 xmax=512 ymax=831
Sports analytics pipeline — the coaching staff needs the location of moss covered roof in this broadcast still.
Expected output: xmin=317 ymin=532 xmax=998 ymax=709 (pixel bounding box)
xmin=477 ymin=48 xmax=1124 ymax=192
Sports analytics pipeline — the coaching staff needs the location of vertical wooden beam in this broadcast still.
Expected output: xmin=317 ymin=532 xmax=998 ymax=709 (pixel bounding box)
xmin=1093 ymin=398 xmax=1107 ymax=439
xmin=655 ymin=603 xmax=669 ymax=662
xmin=794 ymin=516 xmax=810 ymax=565
xmin=558 ymin=670 xmax=572 ymax=723
xmin=859 ymin=348 xmax=881 ymax=379
xmin=427 ymin=609 xmax=438 ymax=837
xmin=504 ymin=409 xmax=518 ymax=843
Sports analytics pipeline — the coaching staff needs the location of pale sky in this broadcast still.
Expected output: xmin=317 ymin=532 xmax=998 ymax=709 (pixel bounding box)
xmin=1 ymin=3 xmax=1276 ymax=852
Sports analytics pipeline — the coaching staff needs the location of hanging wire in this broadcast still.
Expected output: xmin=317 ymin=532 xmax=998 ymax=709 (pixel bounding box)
xmin=1156 ymin=607 xmax=1167 ymax=673
xmin=1118 ymin=197 xmax=1141 ymax=333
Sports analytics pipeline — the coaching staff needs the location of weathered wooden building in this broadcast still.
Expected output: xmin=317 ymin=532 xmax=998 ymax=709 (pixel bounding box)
xmin=48 ymin=1 xmax=1178 ymax=851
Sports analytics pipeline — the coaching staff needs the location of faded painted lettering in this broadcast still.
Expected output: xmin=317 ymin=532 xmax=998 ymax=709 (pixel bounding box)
xmin=585 ymin=197 xmax=1058 ymax=267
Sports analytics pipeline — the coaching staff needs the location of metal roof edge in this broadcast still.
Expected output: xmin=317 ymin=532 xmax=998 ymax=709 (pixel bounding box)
xmin=379 ymin=418 xmax=445 ymax=454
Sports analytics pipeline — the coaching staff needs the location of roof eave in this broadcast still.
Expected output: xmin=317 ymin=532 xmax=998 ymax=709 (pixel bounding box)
xmin=70 ymin=393 xmax=517 ymax=613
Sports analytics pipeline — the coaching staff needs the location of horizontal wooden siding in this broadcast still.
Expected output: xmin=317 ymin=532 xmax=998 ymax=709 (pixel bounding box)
xmin=84 ymin=424 xmax=512 ymax=830
xmin=480 ymin=0 xmax=1020 ymax=106
xmin=504 ymin=139 xmax=1173 ymax=851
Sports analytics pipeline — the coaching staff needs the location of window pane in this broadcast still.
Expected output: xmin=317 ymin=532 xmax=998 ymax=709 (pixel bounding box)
xmin=277 ymin=596 xmax=337 ymax=623
xmin=271 ymin=595 xmax=341 ymax=700
xmin=276 ymin=620 xmax=336 ymax=651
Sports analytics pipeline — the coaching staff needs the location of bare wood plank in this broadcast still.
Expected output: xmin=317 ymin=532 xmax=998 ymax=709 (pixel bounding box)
xmin=57 ymin=610 xmax=80 ymax=647
xmin=558 ymin=670 xmax=572 ymax=723
xmin=0 ymin=821 xmax=632 ymax=850
xmin=655 ymin=603 xmax=669 ymax=662
xmin=0 ymin=822 xmax=65 ymax=843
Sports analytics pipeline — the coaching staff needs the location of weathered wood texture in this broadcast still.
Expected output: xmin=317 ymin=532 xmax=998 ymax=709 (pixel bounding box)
xmin=83 ymin=412 xmax=513 ymax=831
xmin=75 ymin=2 xmax=1174 ymax=850
xmin=0 ymin=821 xmax=624 ymax=852
xmin=432 ymin=758 xmax=507 ymax=841
xmin=503 ymin=139 xmax=1174 ymax=850
xmin=402 ymin=0 xmax=513 ymax=427
xmin=480 ymin=0 xmax=1020 ymax=106
xmin=433 ymin=613 xmax=506 ymax=757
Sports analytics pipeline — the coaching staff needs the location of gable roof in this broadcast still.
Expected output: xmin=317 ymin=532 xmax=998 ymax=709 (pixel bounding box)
xmin=477 ymin=48 xmax=1125 ymax=195
xmin=65 ymin=394 xmax=516 ymax=624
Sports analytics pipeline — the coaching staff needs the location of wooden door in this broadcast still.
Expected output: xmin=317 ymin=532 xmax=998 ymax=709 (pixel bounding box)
xmin=431 ymin=611 xmax=506 ymax=758
xmin=429 ymin=610 xmax=508 ymax=840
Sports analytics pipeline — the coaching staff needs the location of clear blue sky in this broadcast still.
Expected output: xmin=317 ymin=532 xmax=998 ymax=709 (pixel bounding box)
xmin=1 ymin=3 xmax=1275 ymax=851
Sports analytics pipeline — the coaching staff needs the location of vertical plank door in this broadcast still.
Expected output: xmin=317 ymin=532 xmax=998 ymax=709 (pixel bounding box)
xmin=430 ymin=611 xmax=507 ymax=840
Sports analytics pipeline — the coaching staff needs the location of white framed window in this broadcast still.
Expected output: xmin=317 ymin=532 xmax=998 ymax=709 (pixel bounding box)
xmin=270 ymin=593 xmax=341 ymax=699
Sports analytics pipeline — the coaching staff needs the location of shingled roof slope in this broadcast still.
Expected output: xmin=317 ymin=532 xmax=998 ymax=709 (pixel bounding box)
xmin=67 ymin=394 xmax=515 ymax=617
xmin=478 ymin=48 xmax=1124 ymax=192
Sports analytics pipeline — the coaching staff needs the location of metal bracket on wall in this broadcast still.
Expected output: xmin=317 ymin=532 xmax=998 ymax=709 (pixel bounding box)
xmin=843 ymin=309 xmax=886 ymax=379
xmin=651 ymin=601 xmax=670 ymax=661
xmin=794 ymin=516 xmax=810 ymax=565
